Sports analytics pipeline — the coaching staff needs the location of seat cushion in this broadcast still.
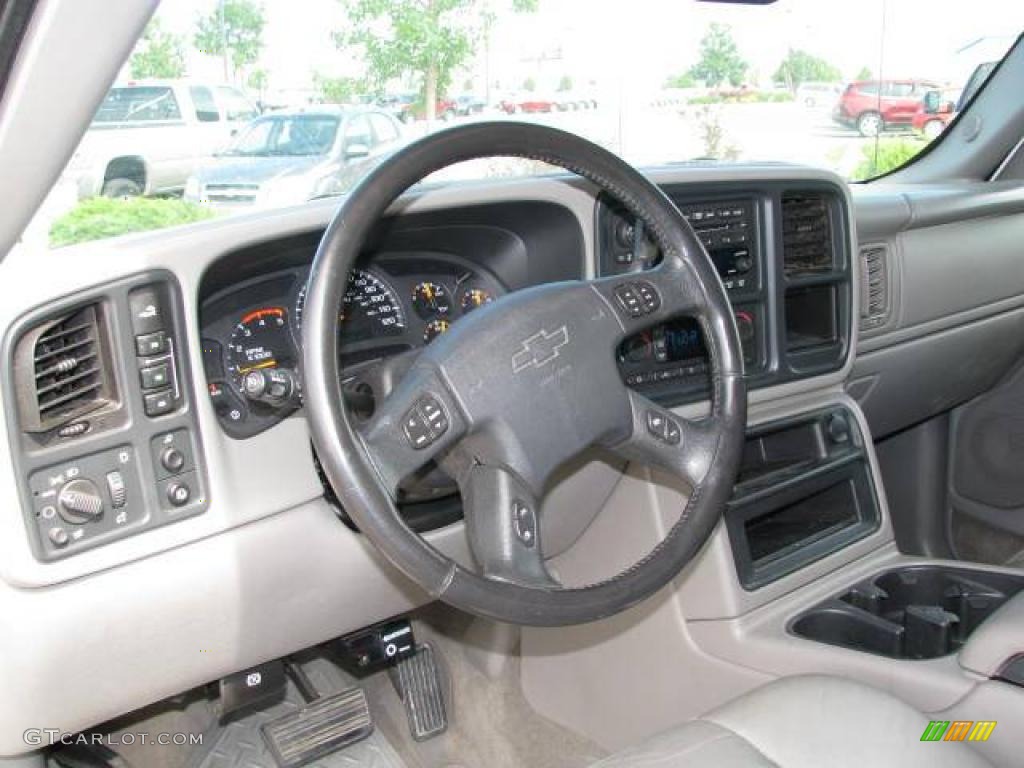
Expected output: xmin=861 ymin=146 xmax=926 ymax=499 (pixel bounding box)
xmin=593 ymin=675 xmax=993 ymax=768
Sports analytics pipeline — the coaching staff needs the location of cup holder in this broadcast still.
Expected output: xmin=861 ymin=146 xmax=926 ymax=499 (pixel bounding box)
xmin=791 ymin=565 xmax=1024 ymax=659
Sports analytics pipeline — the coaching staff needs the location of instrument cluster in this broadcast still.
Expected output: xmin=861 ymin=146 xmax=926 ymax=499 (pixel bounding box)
xmin=200 ymin=253 xmax=505 ymax=438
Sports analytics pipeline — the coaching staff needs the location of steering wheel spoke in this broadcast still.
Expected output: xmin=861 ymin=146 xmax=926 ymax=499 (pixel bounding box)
xmin=457 ymin=463 xmax=559 ymax=588
xmin=357 ymin=363 xmax=467 ymax=497
xmin=612 ymin=390 xmax=718 ymax=489
xmin=591 ymin=259 xmax=707 ymax=344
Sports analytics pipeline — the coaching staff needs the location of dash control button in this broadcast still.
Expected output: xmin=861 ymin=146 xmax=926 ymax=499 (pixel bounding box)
xmin=135 ymin=330 xmax=168 ymax=357
xmin=144 ymin=390 xmax=175 ymax=417
xmin=167 ymin=481 xmax=191 ymax=507
xmin=106 ymin=471 xmax=127 ymax=508
xmin=128 ymin=285 xmax=165 ymax=335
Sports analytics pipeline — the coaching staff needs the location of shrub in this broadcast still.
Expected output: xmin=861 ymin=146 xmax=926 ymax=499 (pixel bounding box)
xmin=851 ymin=138 xmax=926 ymax=181
xmin=50 ymin=196 xmax=216 ymax=247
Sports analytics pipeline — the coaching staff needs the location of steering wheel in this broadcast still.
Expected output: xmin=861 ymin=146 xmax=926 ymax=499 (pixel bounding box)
xmin=303 ymin=122 xmax=746 ymax=626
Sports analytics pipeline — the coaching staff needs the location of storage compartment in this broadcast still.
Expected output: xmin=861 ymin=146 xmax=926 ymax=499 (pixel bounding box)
xmin=727 ymin=408 xmax=880 ymax=589
xmin=785 ymin=284 xmax=838 ymax=351
xmin=791 ymin=566 xmax=1024 ymax=659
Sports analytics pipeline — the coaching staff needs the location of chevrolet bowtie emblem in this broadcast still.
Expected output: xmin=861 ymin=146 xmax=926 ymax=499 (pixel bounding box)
xmin=511 ymin=326 xmax=570 ymax=373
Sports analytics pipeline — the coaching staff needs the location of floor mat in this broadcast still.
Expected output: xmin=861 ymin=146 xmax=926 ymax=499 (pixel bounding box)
xmin=189 ymin=657 xmax=407 ymax=768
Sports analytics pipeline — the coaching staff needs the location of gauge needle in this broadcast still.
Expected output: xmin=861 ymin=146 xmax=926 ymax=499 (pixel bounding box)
xmin=238 ymin=360 xmax=277 ymax=374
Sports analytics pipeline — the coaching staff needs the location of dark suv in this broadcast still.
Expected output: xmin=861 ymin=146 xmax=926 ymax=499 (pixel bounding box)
xmin=833 ymin=79 xmax=941 ymax=136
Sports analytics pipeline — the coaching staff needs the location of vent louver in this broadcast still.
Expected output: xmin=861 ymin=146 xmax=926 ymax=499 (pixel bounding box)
xmin=16 ymin=304 xmax=114 ymax=433
xmin=781 ymin=193 xmax=834 ymax=275
xmin=859 ymin=244 xmax=890 ymax=331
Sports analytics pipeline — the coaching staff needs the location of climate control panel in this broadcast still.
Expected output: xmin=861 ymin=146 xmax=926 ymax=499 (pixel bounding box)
xmin=5 ymin=272 xmax=209 ymax=561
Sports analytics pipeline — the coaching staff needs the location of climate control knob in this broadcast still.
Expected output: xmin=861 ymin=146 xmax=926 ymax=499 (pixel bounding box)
xmin=57 ymin=478 xmax=104 ymax=524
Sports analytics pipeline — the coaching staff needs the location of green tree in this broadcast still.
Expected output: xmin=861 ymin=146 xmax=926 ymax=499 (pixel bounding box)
xmin=664 ymin=72 xmax=695 ymax=89
xmin=855 ymin=66 xmax=873 ymax=81
xmin=194 ymin=0 xmax=266 ymax=82
xmin=334 ymin=0 xmax=537 ymax=121
xmin=557 ymin=75 xmax=573 ymax=92
xmin=129 ymin=19 xmax=186 ymax=79
xmin=523 ymin=76 xmax=536 ymax=92
xmin=688 ymin=23 xmax=747 ymax=88
xmin=247 ymin=67 xmax=268 ymax=102
xmin=314 ymin=73 xmax=371 ymax=104
xmin=773 ymin=49 xmax=842 ymax=91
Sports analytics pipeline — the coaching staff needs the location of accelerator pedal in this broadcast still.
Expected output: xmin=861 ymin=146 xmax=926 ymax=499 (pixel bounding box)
xmin=391 ymin=643 xmax=448 ymax=741
xmin=260 ymin=686 xmax=373 ymax=768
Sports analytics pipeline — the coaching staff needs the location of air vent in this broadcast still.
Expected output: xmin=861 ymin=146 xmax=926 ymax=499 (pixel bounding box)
xmin=14 ymin=304 xmax=114 ymax=433
xmin=781 ymin=193 xmax=834 ymax=275
xmin=859 ymin=244 xmax=890 ymax=331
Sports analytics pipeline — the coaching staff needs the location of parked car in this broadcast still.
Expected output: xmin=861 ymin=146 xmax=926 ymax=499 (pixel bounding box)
xmin=380 ymin=93 xmax=457 ymax=122
xmin=499 ymin=93 xmax=558 ymax=114
xmin=795 ymin=81 xmax=842 ymax=108
xmin=833 ymin=78 xmax=941 ymax=136
xmin=453 ymin=93 xmax=486 ymax=116
xmin=184 ymin=106 xmax=403 ymax=207
xmin=63 ymin=80 xmax=259 ymax=198
xmin=913 ymin=87 xmax=961 ymax=140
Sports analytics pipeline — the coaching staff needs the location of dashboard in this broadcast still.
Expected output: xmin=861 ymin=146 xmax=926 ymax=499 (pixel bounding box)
xmin=0 ymin=165 xmax=865 ymax=755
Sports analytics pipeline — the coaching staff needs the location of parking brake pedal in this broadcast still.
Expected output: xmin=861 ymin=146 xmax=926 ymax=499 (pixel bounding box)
xmin=261 ymin=686 xmax=374 ymax=768
xmin=391 ymin=643 xmax=448 ymax=741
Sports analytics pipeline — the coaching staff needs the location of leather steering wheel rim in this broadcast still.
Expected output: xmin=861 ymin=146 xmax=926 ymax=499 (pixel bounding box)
xmin=303 ymin=122 xmax=746 ymax=626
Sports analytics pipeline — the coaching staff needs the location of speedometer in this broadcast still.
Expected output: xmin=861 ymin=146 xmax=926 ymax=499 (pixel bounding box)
xmin=295 ymin=269 xmax=406 ymax=344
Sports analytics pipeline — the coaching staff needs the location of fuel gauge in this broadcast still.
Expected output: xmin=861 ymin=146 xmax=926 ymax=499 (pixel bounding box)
xmin=423 ymin=319 xmax=451 ymax=344
xmin=460 ymin=287 xmax=493 ymax=314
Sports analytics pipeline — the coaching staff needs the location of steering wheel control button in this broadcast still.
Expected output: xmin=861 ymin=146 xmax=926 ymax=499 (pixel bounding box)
xmin=144 ymin=389 xmax=175 ymax=417
xmin=512 ymin=500 xmax=537 ymax=548
xmin=57 ymin=478 xmax=104 ymax=524
xmin=615 ymin=285 xmax=643 ymax=317
xmin=636 ymin=282 xmax=661 ymax=312
xmin=105 ymin=471 xmax=127 ymax=508
xmin=139 ymin=362 xmax=170 ymax=390
xmin=615 ymin=281 xmax=661 ymax=318
xmin=166 ymin=481 xmax=191 ymax=507
xmin=135 ymin=330 xmax=168 ymax=357
xmin=646 ymin=410 xmax=681 ymax=445
xmin=403 ymin=395 xmax=449 ymax=449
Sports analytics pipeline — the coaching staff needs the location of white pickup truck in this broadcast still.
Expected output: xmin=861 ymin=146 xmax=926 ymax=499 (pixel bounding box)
xmin=65 ymin=79 xmax=258 ymax=198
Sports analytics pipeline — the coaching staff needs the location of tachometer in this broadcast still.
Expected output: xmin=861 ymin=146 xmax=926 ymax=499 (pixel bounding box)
xmin=226 ymin=307 xmax=294 ymax=393
xmin=294 ymin=269 xmax=405 ymax=344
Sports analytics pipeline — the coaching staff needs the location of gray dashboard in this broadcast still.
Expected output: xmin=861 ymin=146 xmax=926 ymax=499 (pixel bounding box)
xmin=0 ymin=164 xmax=858 ymax=755
xmin=849 ymin=182 xmax=1024 ymax=438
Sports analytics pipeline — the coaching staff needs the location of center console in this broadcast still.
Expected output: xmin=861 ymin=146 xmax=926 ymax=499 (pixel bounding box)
xmin=599 ymin=181 xmax=853 ymax=406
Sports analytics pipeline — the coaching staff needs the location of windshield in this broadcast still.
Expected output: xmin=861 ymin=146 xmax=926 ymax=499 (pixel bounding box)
xmin=32 ymin=0 xmax=1021 ymax=249
xmin=221 ymin=115 xmax=340 ymax=157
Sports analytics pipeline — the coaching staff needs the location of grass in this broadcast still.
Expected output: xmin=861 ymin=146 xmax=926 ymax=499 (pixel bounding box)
xmin=49 ymin=196 xmax=216 ymax=248
xmin=688 ymin=91 xmax=794 ymax=105
xmin=851 ymin=138 xmax=928 ymax=181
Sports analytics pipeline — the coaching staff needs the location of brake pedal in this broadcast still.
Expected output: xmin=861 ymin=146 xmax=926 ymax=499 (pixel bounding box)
xmin=391 ymin=643 xmax=448 ymax=741
xmin=260 ymin=687 xmax=373 ymax=768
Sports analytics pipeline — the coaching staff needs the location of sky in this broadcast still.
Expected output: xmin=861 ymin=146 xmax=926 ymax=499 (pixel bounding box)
xmin=148 ymin=0 xmax=1023 ymax=96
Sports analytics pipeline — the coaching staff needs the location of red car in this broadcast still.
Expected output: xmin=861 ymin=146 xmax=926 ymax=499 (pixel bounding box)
xmin=912 ymin=87 xmax=960 ymax=140
xmin=833 ymin=79 xmax=941 ymax=137
xmin=499 ymin=94 xmax=557 ymax=114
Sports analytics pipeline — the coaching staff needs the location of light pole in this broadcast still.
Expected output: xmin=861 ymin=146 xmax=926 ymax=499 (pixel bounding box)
xmin=219 ymin=0 xmax=230 ymax=82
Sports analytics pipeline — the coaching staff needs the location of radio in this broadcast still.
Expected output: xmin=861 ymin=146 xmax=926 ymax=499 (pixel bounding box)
xmin=602 ymin=197 xmax=758 ymax=293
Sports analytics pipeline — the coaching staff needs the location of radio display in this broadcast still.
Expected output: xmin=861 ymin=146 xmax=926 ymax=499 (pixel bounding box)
xmin=618 ymin=318 xmax=706 ymax=366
